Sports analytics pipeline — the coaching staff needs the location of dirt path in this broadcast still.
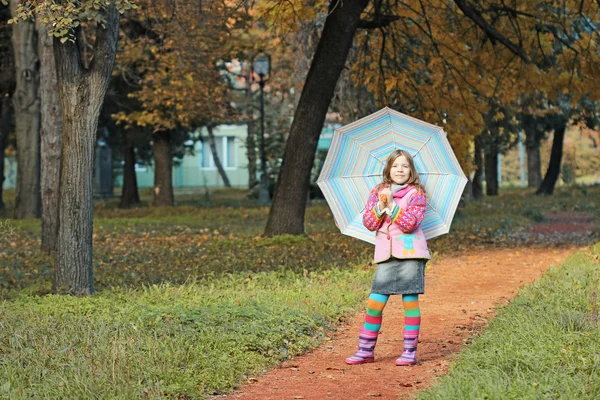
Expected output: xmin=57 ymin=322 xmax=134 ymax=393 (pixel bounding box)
xmin=227 ymin=213 xmax=596 ymax=400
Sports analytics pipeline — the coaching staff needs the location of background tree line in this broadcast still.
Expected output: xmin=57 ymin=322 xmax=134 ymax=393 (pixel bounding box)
xmin=1 ymin=0 xmax=599 ymax=295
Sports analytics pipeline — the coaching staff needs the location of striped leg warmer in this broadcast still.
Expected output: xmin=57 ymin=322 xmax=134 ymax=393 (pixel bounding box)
xmin=396 ymin=294 xmax=421 ymax=366
xmin=345 ymin=293 xmax=389 ymax=365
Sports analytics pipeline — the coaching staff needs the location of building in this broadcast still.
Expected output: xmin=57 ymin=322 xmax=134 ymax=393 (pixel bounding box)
xmin=121 ymin=124 xmax=249 ymax=189
xmin=2 ymin=123 xmax=338 ymax=191
xmin=2 ymin=125 xmax=250 ymax=191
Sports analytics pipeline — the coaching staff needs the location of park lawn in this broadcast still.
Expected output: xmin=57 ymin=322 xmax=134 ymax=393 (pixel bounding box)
xmin=0 ymin=268 xmax=374 ymax=399
xmin=0 ymin=185 xmax=598 ymax=398
xmin=417 ymin=242 xmax=600 ymax=400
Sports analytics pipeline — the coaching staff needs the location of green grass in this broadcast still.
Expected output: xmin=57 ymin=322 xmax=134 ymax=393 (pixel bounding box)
xmin=417 ymin=242 xmax=600 ymax=400
xmin=0 ymin=268 xmax=374 ymax=399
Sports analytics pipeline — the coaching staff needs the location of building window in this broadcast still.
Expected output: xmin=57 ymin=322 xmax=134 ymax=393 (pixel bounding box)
xmin=200 ymin=136 xmax=236 ymax=169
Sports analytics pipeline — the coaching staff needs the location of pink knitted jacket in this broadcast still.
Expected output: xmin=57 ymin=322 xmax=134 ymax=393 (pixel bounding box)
xmin=363 ymin=184 xmax=431 ymax=263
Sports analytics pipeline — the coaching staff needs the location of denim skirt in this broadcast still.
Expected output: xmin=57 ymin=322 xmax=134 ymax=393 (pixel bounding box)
xmin=371 ymin=258 xmax=427 ymax=295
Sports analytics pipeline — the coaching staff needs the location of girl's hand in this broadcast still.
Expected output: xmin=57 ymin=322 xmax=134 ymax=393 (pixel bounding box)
xmin=379 ymin=187 xmax=392 ymax=209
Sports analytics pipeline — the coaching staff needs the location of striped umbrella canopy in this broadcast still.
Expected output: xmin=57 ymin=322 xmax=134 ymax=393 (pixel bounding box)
xmin=316 ymin=107 xmax=467 ymax=244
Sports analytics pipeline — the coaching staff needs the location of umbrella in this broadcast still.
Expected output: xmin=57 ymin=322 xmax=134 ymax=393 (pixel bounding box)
xmin=316 ymin=107 xmax=467 ymax=244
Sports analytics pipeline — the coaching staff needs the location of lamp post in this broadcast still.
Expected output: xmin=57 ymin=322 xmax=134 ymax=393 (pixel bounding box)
xmin=252 ymin=52 xmax=271 ymax=205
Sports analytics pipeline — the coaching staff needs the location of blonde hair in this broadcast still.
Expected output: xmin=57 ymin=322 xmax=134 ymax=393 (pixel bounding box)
xmin=380 ymin=149 xmax=426 ymax=194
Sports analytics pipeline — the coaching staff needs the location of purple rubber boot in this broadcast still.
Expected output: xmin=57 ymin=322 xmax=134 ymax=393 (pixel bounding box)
xmin=345 ymin=328 xmax=379 ymax=365
xmin=395 ymin=330 xmax=419 ymax=366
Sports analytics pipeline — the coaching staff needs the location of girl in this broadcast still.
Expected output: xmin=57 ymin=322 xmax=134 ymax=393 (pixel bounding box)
xmin=345 ymin=149 xmax=430 ymax=366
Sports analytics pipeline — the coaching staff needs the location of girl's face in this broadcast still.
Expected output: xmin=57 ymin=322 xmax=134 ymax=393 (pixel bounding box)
xmin=390 ymin=155 xmax=411 ymax=185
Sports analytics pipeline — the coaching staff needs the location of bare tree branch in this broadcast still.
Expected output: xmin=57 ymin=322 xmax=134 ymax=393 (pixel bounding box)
xmin=453 ymin=0 xmax=531 ymax=63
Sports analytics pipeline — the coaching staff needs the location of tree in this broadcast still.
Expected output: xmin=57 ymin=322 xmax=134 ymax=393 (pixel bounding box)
xmin=535 ymin=96 xmax=599 ymax=195
xmin=206 ymin=124 xmax=231 ymax=187
xmin=472 ymin=135 xmax=484 ymax=200
xmin=537 ymin=115 xmax=568 ymax=195
xmin=481 ymin=102 xmax=519 ymax=195
xmin=100 ymin=71 xmax=149 ymax=209
xmin=450 ymin=0 xmax=600 ymax=195
xmin=114 ymin=0 xmax=239 ymax=206
xmin=10 ymin=0 xmax=40 ymax=219
xmin=37 ymin=21 xmax=62 ymax=253
xmin=518 ymin=93 xmax=563 ymax=190
xmin=264 ymin=0 xmax=370 ymax=236
xmin=348 ymin=0 xmax=600 ymax=202
xmin=151 ymin=129 xmax=174 ymax=206
xmin=520 ymin=112 xmax=544 ymax=188
xmin=11 ymin=0 xmax=135 ymax=294
xmin=119 ymin=129 xmax=142 ymax=208
xmin=55 ymin=5 xmax=122 ymax=294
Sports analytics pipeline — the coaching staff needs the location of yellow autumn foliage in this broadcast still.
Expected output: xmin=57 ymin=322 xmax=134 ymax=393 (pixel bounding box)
xmin=348 ymin=0 xmax=600 ymax=173
xmin=113 ymin=0 xmax=239 ymax=131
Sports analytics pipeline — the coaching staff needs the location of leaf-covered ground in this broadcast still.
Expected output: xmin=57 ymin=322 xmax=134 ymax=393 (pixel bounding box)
xmin=1 ymin=186 xmax=598 ymax=297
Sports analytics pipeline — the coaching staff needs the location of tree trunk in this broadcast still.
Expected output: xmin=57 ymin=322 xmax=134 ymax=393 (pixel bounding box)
xmin=526 ymin=144 xmax=541 ymax=189
xmin=246 ymin=120 xmax=258 ymax=192
xmin=10 ymin=0 xmax=41 ymax=219
xmin=264 ymin=0 xmax=369 ymax=236
xmin=537 ymin=121 xmax=567 ymax=195
xmin=522 ymin=117 xmax=542 ymax=189
xmin=206 ymin=125 xmax=231 ymax=188
xmin=472 ymin=135 xmax=484 ymax=200
xmin=484 ymin=144 xmax=499 ymax=196
xmin=0 ymin=95 xmax=11 ymax=212
xmin=38 ymin=22 xmax=63 ymax=254
xmin=119 ymin=132 xmax=140 ymax=208
xmin=521 ymin=113 xmax=543 ymax=188
xmin=153 ymin=130 xmax=174 ymax=206
xmin=53 ymin=5 xmax=120 ymax=295
xmin=463 ymin=179 xmax=473 ymax=202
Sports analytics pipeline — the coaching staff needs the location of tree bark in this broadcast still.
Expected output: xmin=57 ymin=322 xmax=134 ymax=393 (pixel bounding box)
xmin=152 ymin=130 xmax=174 ymax=206
xmin=484 ymin=142 xmax=499 ymax=196
xmin=206 ymin=125 xmax=231 ymax=188
xmin=537 ymin=120 xmax=567 ymax=195
xmin=37 ymin=22 xmax=63 ymax=254
xmin=472 ymin=135 xmax=484 ymax=200
xmin=119 ymin=131 xmax=140 ymax=208
xmin=0 ymin=95 xmax=10 ymax=213
xmin=264 ymin=0 xmax=369 ymax=236
xmin=10 ymin=0 xmax=41 ymax=219
xmin=526 ymin=143 xmax=542 ymax=188
xmin=53 ymin=5 xmax=120 ymax=295
xmin=522 ymin=114 xmax=542 ymax=188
